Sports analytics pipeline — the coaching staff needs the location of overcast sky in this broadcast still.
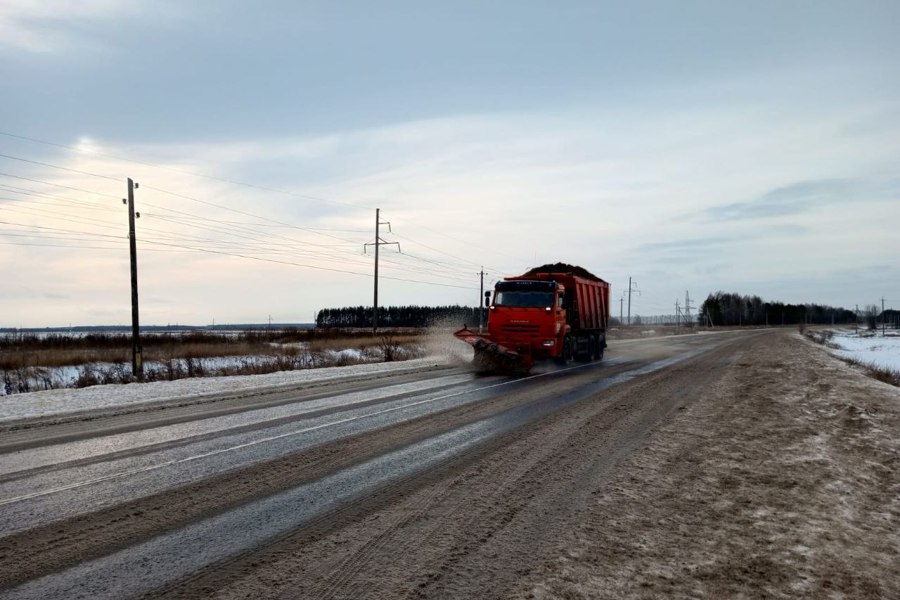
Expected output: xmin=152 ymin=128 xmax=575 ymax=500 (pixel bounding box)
xmin=2 ymin=0 xmax=898 ymax=327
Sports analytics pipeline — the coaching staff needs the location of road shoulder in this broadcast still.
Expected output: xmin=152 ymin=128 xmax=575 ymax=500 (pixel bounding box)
xmin=519 ymin=330 xmax=900 ymax=599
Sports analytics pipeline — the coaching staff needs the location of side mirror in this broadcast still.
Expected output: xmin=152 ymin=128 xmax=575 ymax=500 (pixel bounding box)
xmin=484 ymin=291 xmax=492 ymax=307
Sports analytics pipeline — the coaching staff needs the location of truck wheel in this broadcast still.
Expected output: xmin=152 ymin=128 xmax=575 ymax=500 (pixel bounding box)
xmin=575 ymin=336 xmax=590 ymax=363
xmin=556 ymin=335 xmax=573 ymax=365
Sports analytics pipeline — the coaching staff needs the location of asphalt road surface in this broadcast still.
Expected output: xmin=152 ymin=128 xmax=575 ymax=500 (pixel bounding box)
xmin=0 ymin=329 xmax=764 ymax=599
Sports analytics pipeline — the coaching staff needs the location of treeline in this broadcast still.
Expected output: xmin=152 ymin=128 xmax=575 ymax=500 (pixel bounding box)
xmin=698 ymin=292 xmax=856 ymax=326
xmin=316 ymin=305 xmax=481 ymax=328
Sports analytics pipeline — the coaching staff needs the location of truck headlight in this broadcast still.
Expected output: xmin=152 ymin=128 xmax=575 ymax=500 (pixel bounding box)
xmin=542 ymin=340 xmax=555 ymax=347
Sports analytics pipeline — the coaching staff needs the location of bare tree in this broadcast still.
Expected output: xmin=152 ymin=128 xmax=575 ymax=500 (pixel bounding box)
xmin=862 ymin=305 xmax=880 ymax=330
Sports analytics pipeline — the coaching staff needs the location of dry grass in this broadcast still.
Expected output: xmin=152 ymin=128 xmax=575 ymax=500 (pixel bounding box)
xmin=0 ymin=330 xmax=426 ymax=369
xmin=841 ymin=357 xmax=900 ymax=387
xmin=0 ymin=329 xmax=428 ymax=395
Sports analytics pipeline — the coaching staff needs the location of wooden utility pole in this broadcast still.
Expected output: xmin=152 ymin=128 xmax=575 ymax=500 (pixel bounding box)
xmin=374 ymin=208 xmax=380 ymax=333
xmin=124 ymin=178 xmax=143 ymax=382
xmin=364 ymin=209 xmax=399 ymax=333
xmin=478 ymin=267 xmax=486 ymax=333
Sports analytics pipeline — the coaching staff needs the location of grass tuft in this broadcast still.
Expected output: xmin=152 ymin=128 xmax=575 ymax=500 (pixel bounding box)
xmin=841 ymin=357 xmax=900 ymax=387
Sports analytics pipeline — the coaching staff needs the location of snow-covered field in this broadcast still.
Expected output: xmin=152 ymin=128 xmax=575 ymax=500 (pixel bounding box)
xmin=0 ymin=358 xmax=443 ymax=423
xmin=827 ymin=329 xmax=900 ymax=372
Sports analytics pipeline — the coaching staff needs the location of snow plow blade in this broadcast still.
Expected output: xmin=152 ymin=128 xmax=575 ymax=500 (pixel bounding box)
xmin=453 ymin=327 xmax=533 ymax=373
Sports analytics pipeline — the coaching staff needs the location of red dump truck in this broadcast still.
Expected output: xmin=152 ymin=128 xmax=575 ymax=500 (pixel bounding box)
xmin=455 ymin=263 xmax=610 ymax=372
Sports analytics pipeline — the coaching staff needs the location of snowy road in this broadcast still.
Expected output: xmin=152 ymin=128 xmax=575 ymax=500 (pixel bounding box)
xmin=0 ymin=330 xmax=759 ymax=599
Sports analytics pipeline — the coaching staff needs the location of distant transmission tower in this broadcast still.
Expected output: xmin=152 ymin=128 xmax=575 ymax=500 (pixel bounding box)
xmin=627 ymin=277 xmax=640 ymax=325
xmin=684 ymin=291 xmax=694 ymax=327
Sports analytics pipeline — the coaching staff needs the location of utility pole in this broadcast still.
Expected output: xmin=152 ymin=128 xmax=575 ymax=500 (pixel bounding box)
xmin=882 ymin=297 xmax=886 ymax=337
xmin=675 ymin=299 xmax=680 ymax=331
xmin=855 ymin=304 xmax=859 ymax=334
xmin=478 ymin=267 xmax=487 ymax=333
xmin=364 ymin=208 xmax=400 ymax=334
xmin=627 ymin=277 xmax=640 ymax=326
xmin=619 ymin=294 xmax=624 ymax=325
xmin=123 ymin=178 xmax=143 ymax=382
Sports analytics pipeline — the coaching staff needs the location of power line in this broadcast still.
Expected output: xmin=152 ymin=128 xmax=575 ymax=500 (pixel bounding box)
xmin=0 ymin=185 xmax=113 ymax=212
xmin=139 ymin=187 xmax=489 ymax=282
xmin=1 ymin=132 xmax=517 ymax=275
xmin=373 ymin=254 xmax=480 ymax=283
xmin=2 ymin=186 xmax=477 ymax=283
xmin=1 ymin=151 xmax=364 ymax=250
xmin=0 ymin=130 xmax=371 ymax=211
xmin=139 ymin=183 xmax=363 ymax=247
xmin=141 ymin=238 xmax=477 ymax=290
xmin=0 ymin=241 xmax=123 ymax=250
xmin=0 ymin=223 xmax=478 ymax=291
xmin=0 ymin=171 xmax=120 ymax=198
xmin=391 ymin=217 xmax=520 ymax=270
xmin=3 ymin=191 xmax=492 ymax=288
xmin=0 ymin=137 xmax=524 ymax=285
xmin=139 ymin=208 xmax=359 ymax=252
xmin=0 ymin=204 xmax=125 ymax=235
xmin=0 ymin=153 xmax=120 ymax=181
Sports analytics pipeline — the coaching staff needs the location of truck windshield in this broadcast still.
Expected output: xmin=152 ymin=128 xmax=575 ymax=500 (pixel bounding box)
xmin=494 ymin=291 xmax=554 ymax=308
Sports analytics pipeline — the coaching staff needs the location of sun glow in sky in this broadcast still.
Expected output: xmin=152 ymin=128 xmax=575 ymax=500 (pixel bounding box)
xmin=2 ymin=1 xmax=898 ymax=327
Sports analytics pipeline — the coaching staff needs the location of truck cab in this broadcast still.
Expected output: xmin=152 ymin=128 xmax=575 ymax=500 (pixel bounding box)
xmin=487 ymin=279 xmax=570 ymax=361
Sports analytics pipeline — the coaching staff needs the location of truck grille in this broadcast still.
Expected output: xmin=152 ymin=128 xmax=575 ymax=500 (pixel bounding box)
xmin=501 ymin=324 xmax=540 ymax=335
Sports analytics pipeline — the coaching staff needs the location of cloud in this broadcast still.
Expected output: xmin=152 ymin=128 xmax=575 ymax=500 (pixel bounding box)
xmin=703 ymin=178 xmax=899 ymax=222
xmin=0 ymin=0 xmax=143 ymax=53
xmin=637 ymin=236 xmax=739 ymax=253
